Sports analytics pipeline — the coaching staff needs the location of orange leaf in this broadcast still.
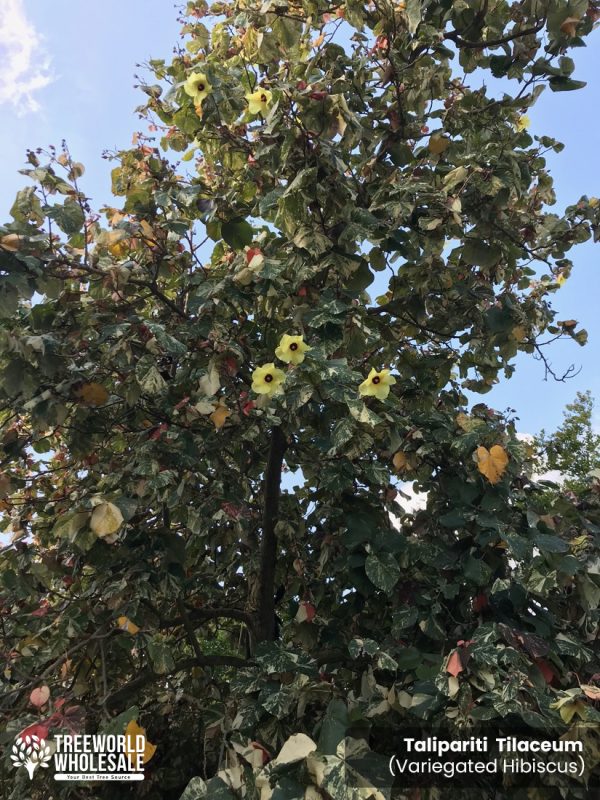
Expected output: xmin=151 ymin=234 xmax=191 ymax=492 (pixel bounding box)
xmin=117 ymin=616 xmax=140 ymax=635
xmin=210 ymin=404 xmax=231 ymax=430
xmin=560 ymin=16 xmax=580 ymax=36
xmin=77 ymin=382 xmax=109 ymax=406
xmin=392 ymin=451 xmax=408 ymax=471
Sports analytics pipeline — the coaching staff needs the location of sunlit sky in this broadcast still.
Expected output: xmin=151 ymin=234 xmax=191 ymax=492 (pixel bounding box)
xmin=1 ymin=0 xmax=598 ymax=435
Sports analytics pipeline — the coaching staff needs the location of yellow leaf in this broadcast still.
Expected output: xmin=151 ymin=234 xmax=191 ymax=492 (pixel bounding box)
xmin=139 ymin=220 xmax=155 ymax=245
xmin=559 ymin=700 xmax=586 ymax=724
xmin=428 ymin=134 xmax=450 ymax=155
xmin=1 ymin=233 xmax=23 ymax=252
xmin=393 ymin=451 xmax=408 ymax=471
xmin=77 ymin=382 xmax=109 ymax=406
xmin=210 ymin=404 xmax=231 ymax=430
xmin=90 ymin=502 xmax=124 ymax=538
xmin=117 ymin=616 xmax=140 ymax=635
xmin=476 ymin=445 xmax=509 ymax=484
xmin=511 ymin=325 xmax=527 ymax=342
xmin=125 ymin=720 xmax=157 ymax=765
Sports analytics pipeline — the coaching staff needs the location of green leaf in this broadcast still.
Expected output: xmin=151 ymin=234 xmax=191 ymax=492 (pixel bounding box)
xmin=462 ymin=239 xmax=501 ymax=268
xmin=47 ymin=199 xmax=85 ymax=235
xmin=318 ymin=698 xmax=348 ymax=755
xmin=549 ymin=77 xmax=586 ymax=92
xmin=533 ymin=533 xmax=569 ymax=554
xmin=347 ymin=260 xmax=374 ymax=292
xmin=221 ymin=218 xmax=253 ymax=249
xmin=147 ymin=639 xmax=176 ymax=674
xmin=179 ymin=777 xmax=208 ymax=800
xmin=365 ymin=552 xmax=401 ymax=593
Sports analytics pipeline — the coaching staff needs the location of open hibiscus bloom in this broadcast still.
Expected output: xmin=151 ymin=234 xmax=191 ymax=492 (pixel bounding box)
xmin=251 ymin=363 xmax=285 ymax=397
xmin=359 ymin=368 xmax=396 ymax=400
xmin=246 ymin=88 xmax=272 ymax=115
xmin=184 ymin=72 xmax=212 ymax=104
xmin=275 ymin=334 xmax=311 ymax=365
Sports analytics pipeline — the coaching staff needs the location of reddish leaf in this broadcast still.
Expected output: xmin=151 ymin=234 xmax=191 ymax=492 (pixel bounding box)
xmin=19 ymin=723 xmax=49 ymax=741
xmin=534 ymin=658 xmax=556 ymax=685
xmin=446 ymin=649 xmax=465 ymax=678
xmin=472 ymin=593 xmax=488 ymax=612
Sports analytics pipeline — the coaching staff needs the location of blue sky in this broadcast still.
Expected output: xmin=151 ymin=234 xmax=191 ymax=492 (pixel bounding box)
xmin=1 ymin=0 xmax=598 ymax=435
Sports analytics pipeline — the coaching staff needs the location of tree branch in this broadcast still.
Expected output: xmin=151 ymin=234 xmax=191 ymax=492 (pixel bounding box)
xmin=445 ymin=19 xmax=545 ymax=49
xmin=104 ymin=654 xmax=250 ymax=710
xmin=257 ymin=426 xmax=287 ymax=642
xmin=158 ymin=605 xmax=255 ymax=630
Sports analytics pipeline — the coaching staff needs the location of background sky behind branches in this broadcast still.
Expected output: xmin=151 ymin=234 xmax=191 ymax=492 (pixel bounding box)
xmin=1 ymin=0 xmax=598 ymax=433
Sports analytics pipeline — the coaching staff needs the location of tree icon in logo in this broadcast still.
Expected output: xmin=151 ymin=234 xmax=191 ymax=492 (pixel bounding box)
xmin=10 ymin=734 xmax=52 ymax=780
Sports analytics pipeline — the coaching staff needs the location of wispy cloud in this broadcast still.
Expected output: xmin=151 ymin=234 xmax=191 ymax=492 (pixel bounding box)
xmin=0 ymin=0 xmax=52 ymax=113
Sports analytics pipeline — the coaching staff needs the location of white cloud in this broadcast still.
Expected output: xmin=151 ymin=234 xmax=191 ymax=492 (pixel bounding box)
xmin=0 ymin=0 xmax=52 ymax=113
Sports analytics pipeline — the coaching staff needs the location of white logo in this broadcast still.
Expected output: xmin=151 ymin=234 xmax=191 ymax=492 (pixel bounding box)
xmin=10 ymin=734 xmax=52 ymax=780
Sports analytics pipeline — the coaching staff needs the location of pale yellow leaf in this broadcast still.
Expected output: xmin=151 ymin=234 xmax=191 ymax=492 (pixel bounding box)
xmin=90 ymin=502 xmax=124 ymax=538
xmin=1 ymin=233 xmax=23 ymax=252
xmin=275 ymin=733 xmax=317 ymax=765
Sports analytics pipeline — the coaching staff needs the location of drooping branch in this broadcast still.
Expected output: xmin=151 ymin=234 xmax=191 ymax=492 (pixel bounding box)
xmin=257 ymin=426 xmax=287 ymax=642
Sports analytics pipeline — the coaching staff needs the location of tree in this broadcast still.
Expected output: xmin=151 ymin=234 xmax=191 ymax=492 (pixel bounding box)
xmin=535 ymin=390 xmax=600 ymax=492
xmin=1 ymin=1 xmax=600 ymax=798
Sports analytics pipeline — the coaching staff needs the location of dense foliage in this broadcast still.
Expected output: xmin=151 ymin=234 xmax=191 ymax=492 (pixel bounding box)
xmin=535 ymin=390 xmax=600 ymax=491
xmin=1 ymin=0 xmax=600 ymax=797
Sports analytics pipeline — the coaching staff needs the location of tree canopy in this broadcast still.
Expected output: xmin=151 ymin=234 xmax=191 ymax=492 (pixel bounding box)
xmin=1 ymin=1 xmax=600 ymax=798
xmin=535 ymin=390 xmax=600 ymax=492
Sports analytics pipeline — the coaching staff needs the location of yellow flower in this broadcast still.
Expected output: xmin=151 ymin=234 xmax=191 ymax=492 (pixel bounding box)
xmin=516 ymin=115 xmax=530 ymax=132
xmin=184 ymin=72 xmax=212 ymax=104
xmin=246 ymin=88 xmax=273 ymax=116
xmin=251 ymin=363 xmax=286 ymax=396
xmin=358 ymin=368 xmax=396 ymax=401
xmin=275 ymin=334 xmax=311 ymax=365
